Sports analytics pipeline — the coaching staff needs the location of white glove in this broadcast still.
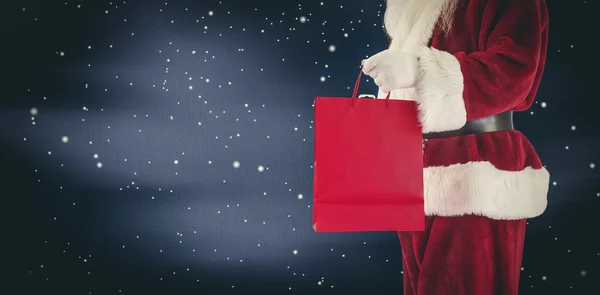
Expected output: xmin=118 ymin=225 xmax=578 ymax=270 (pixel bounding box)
xmin=362 ymin=49 xmax=418 ymax=93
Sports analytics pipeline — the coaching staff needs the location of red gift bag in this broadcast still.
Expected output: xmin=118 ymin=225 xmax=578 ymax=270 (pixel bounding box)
xmin=312 ymin=68 xmax=424 ymax=232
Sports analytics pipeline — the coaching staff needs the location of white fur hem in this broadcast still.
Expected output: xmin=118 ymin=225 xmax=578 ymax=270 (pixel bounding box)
xmin=415 ymin=47 xmax=467 ymax=133
xmin=424 ymin=161 xmax=550 ymax=220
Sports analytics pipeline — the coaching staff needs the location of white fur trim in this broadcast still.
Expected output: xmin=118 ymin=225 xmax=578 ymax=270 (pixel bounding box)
xmin=424 ymin=161 xmax=550 ymax=220
xmin=385 ymin=0 xmax=446 ymax=52
xmin=380 ymin=0 xmax=457 ymax=115
xmin=414 ymin=47 xmax=467 ymax=133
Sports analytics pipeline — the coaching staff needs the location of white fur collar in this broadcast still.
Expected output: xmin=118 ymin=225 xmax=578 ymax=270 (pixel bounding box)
xmin=384 ymin=0 xmax=447 ymax=53
xmin=378 ymin=0 xmax=447 ymax=101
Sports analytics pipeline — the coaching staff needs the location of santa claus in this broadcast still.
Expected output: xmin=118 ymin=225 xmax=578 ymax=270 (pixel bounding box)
xmin=362 ymin=0 xmax=550 ymax=294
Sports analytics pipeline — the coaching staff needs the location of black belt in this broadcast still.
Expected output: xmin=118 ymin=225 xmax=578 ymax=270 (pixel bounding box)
xmin=423 ymin=111 xmax=514 ymax=139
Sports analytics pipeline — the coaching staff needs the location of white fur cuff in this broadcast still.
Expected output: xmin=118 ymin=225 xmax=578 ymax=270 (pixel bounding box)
xmin=415 ymin=47 xmax=467 ymax=133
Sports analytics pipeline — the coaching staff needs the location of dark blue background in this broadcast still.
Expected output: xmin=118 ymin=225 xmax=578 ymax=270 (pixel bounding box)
xmin=2 ymin=0 xmax=598 ymax=294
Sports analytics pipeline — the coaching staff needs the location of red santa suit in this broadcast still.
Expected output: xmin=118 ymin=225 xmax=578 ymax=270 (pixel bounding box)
xmin=374 ymin=0 xmax=550 ymax=294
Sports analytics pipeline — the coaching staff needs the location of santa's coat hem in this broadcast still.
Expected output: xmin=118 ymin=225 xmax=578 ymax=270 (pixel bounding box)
xmin=424 ymin=161 xmax=549 ymax=220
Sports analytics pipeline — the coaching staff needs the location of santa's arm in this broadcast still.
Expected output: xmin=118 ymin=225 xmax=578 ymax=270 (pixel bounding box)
xmin=414 ymin=0 xmax=548 ymax=133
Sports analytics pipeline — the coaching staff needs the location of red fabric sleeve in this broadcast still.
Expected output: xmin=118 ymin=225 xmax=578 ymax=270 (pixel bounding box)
xmin=456 ymin=0 xmax=549 ymax=120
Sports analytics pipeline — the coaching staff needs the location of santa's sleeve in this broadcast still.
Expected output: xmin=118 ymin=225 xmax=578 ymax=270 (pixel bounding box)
xmin=414 ymin=0 xmax=548 ymax=133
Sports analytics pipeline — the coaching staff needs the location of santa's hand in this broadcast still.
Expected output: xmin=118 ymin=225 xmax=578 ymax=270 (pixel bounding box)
xmin=362 ymin=49 xmax=418 ymax=93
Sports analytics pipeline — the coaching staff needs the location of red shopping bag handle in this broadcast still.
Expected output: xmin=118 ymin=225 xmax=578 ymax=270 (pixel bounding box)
xmin=351 ymin=66 xmax=391 ymax=108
